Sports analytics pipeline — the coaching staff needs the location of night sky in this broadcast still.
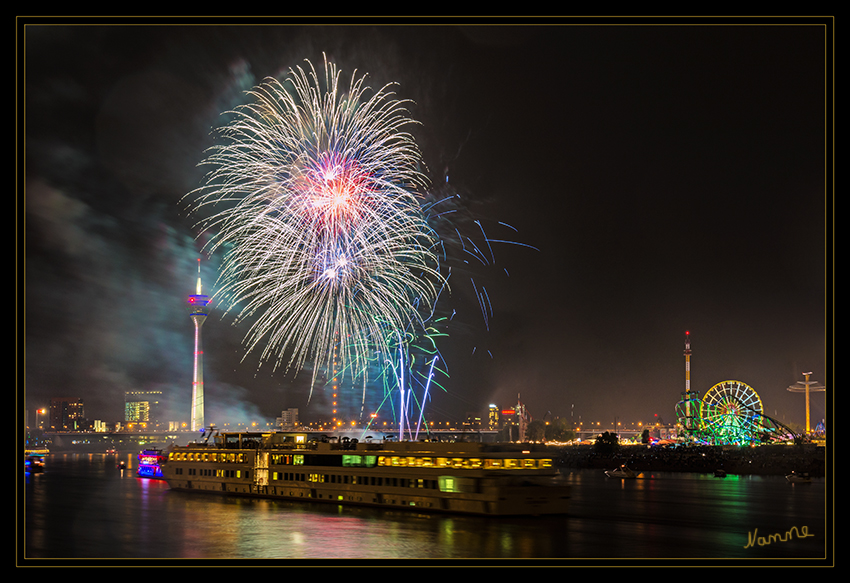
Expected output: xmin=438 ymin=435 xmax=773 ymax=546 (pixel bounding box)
xmin=21 ymin=17 xmax=832 ymax=431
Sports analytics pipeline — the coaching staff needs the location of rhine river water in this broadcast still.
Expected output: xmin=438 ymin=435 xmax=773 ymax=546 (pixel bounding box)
xmin=21 ymin=452 xmax=830 ymax=565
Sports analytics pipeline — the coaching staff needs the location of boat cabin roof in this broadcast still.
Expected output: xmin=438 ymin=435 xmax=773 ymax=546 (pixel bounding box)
xmin=179 ymin=431 xmax=553 ymax=457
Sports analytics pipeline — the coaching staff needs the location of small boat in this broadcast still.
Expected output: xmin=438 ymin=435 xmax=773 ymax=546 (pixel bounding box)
xmin=605 ymin=465 xmax=638 ymax=479
xmin=785 ymin=471 xmax=812 ymax=483
xmin=137 ymin=449 xmax=166 ymax=479
xmin=25 ymin=453 xmax=46 ymax=472
xmin=714 ymin=469 xmax=727 ymax=478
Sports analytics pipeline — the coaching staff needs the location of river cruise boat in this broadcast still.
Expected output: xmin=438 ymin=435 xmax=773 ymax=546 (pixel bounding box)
xmin=161 ymin=432 xmax=570 ymax=515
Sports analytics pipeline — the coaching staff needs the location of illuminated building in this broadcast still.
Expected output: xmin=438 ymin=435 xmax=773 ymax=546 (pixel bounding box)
xmin=124 ymin=390 xmax=163 ymax=423
xmin=49 ymin=397 xmax=85 ymax=431
xmin=499 ymin=407 xmax=518 ymax=440
xmin=187 ymin=259 xmax=210 ymax=432
xmin=464 ymin=413 xmax=484 ymax=430
xmin=498 ymin=397 xmax=529 ymax=442
xmin=488 ymin=404 xmax=500 ymax=430
xmin=276 ymin=408 xmax=300 ymax=430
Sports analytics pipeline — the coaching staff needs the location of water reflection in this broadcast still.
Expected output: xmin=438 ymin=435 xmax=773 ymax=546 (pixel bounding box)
xmin=23 ymin=455 xmax=827 ymax=561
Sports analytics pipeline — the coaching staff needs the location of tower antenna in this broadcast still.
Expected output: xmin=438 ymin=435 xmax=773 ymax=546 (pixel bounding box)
xmin=683 ymin=331 xmax=693 ymax=431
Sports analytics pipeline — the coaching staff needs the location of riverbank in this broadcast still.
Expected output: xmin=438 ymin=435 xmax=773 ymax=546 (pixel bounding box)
xmin=556 ymin=443 xmax=826 ymax=477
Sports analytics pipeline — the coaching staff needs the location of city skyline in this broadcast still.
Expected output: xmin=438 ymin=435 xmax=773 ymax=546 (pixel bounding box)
xmin=21 ymin=17 xmax=832 ymax=433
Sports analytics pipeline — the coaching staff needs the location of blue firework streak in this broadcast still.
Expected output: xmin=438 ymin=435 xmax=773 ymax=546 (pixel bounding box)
xmin=359 ymin=179 xmax=538 ymax=439
xmin=422 ymin=179 xmax=539 ymax=339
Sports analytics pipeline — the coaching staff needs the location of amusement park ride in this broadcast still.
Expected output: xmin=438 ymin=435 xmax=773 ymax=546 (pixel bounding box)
xmin=674 ymin=331 xmax=817 ymax=446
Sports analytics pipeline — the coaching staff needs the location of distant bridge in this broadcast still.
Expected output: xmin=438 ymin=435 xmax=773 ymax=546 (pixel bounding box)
xmin=328 ymin=427 xmax=646 ymax=442
xmin=40 ymin=426 xmax=647 ymax=451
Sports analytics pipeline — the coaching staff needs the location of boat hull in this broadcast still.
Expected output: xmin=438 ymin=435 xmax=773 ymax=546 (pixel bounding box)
xmin=785 ymin=473 xmax=812 ymax=483
xmin=164 ymin=475 xmax=570 ymax=515
xmin=604 ymin=467 xmax=638 ymax=479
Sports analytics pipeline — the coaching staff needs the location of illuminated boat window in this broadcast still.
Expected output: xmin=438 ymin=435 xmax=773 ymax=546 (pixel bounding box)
xmin=341 ymin=454 xmax=377 ymax=467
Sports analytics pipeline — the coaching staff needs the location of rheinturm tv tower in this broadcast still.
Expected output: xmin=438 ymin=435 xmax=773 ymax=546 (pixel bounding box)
xmin=187 ymin=258 xmax=210 ymax=432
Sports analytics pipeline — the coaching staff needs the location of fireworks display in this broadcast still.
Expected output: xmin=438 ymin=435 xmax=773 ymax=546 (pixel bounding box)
xmin=185 ymin=56 xmax=443 ymax=403
xmin=23 ymin=23 xmax=828 ymax=437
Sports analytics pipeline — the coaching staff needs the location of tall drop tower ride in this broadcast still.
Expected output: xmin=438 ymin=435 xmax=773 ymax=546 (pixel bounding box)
xmin=683 ymin=330 xmax=693 ymax=431
xmin=187 ymin=259 xmax=210 ymax=432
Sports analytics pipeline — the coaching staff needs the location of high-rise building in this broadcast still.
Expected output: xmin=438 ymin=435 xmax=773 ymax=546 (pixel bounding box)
xmin=49 ymin=397 xmax=85 ymax=431
xmin=276 ymin=408 xmax=300 ymax=429
xmin=187 ymin=259 xmax=210 ymax=432
xmin=498 ymin=397 xmax=529 ymax=441
xmin=464 ymin=412 xmax=484 ymax=430
xmin=124 ymin=390 xmax=163 ymax=423
xmin=488 ymin=404 xmax=500 ymax=430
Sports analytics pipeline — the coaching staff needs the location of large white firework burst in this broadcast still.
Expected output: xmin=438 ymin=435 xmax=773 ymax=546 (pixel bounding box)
xmin=185 ymin=56 xmax=442 ymax=394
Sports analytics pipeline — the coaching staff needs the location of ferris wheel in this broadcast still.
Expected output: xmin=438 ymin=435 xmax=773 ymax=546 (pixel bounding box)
xmin=699 ymin=380 xmax=765 ymax=445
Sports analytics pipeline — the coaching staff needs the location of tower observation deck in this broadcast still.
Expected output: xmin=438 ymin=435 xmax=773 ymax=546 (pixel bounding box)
xmin=187 ymin=259 xmax=210 ymax=432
